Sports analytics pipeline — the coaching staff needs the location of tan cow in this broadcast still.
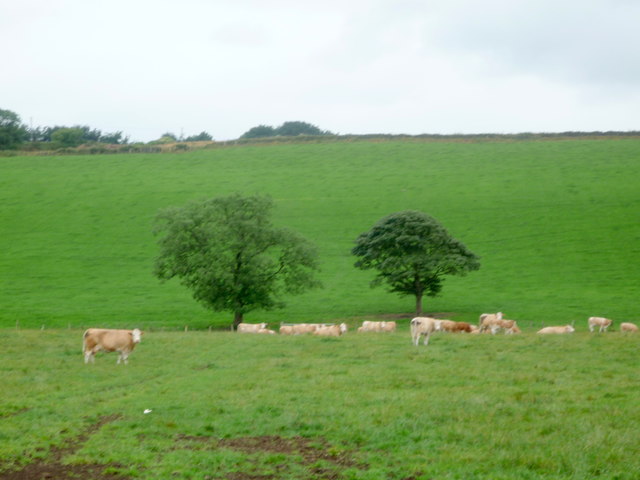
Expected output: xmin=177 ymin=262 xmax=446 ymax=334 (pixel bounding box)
xmin=495 ymin=319 xmax=519 ymax=334
xmin=620 ymin=322 xmax=638 ymax=333
xmin=537 ymin=325 xmax=575 ymax=334
xmin=83 ymin=328 xmax=143 ymax=364
xmin=410 ymin=317 xmax=437 ymax=346
xmin=314 ymin=323 xmax=347 ymax=336
xmin=436 ymin=320 xmax=473 ymax=333
xmin=479 ymin=312 xmax=503 ymax=333
xmin=237 ymin=322 xmax=268 ymax=333
xmin=588 ymin=317 xmax=612 ymax=333
xmin=279 ymin=323 xmax=319 ymax=335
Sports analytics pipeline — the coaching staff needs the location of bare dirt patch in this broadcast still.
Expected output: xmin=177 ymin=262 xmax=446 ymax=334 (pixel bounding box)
xmin=0 ymin=414 xmax=129 ymax=480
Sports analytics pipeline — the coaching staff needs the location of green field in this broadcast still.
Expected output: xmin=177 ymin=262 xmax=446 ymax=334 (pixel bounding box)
xmin=2 ymin=329 xmax=639 ymax=479
xmin=1 ymin=138 xmax=639 ymax=329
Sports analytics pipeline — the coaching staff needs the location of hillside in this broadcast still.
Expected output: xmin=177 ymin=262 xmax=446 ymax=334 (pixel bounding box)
xmin=1 ymin=138 xmax=639 ymax=329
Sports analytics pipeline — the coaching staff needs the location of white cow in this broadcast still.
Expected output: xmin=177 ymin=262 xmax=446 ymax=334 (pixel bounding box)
xmin=83 ymin=328 xmax=143 ymax=364
xmin=237 ymin=322 xmax=268 ymax=333
xmin=588 ymin=317 xmax=612 ymax=333
xmin=537 ymin=325 xmax=575 ymax=334
xmin=357 ymin=320 xmax=396 ymax=333
xmin=410 ymin=317 xmax=437 ymax=346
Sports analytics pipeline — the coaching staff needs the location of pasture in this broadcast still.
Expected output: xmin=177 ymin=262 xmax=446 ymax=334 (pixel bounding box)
xmin=1 ymin=327 xmax=639 ymax=479
xmin=1 ymin=138 xmax=639 ymax=330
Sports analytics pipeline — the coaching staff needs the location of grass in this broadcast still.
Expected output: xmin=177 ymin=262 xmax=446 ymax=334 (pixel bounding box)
xmin=1 ymin=138 xmax=639 ymax=330
xmin=1 ymin=327 xmax=639 ymax=479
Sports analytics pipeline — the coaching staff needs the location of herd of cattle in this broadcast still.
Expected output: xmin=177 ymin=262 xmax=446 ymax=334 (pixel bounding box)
xmin=81 ymin=314 xmax=638 ymax=363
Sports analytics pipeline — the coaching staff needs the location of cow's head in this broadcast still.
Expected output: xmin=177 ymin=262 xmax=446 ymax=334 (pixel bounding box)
xmin=131 ymin=328 xmax=143 ymax=343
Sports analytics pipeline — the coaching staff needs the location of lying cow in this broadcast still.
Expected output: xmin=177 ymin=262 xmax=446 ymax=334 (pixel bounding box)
xmin=357 ymin=320 xmax=396 ymax=333
xmin=314 ymin=323 xmax=347 ymax=336
xmin=620 ymin=322 xmax=638 ymax=333
xmin=237 ymin=322 xmax=268 ymax=333
xmin=83 ymin=328 xmax=143 ymax=364
xmin=435 ymin=320 xmax=473 ymax=333
xmin=410 ymin=317 xmax=437 ymax=346
xmin=495 ymin=319 xmax=519 ymax=335
xmin=279 ymin=323 xmax=319 ymax=335
xmin=537 ymin=325 xmax=575 ymax=334
xmin=479 ymin=312 xmax=503 ymax=333
xmin=588 ymin=317 xmax=612 ymax=333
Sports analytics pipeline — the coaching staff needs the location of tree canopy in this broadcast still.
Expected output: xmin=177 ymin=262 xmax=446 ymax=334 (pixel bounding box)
xmin=153 ymin=194 xmax=321 ymax=327
xmin=0 ymin=109 xmax=29 ymax=149
xmin=240 ymin=121 xmax=332 ymax=139
xmin=352 ymin=211 xmax=480 ymax=315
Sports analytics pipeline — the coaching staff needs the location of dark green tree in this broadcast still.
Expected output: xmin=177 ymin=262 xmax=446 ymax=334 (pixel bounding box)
xmin=352 ymin=211 xmax=480 ymax=315
xmin=275 ymin=121 xmax=331 ymax=136
xmin=51 ymin=127 xmax=85 ymax=147
xmin=0 ymin=109 xmax=29 ymax=149
xmin=153 ymin=194 xmax=321 ymax=328
xmin=240 ymin=125 xmax=276 ymax=139
xmin=184 ymin=131 xmax=213 ymax=141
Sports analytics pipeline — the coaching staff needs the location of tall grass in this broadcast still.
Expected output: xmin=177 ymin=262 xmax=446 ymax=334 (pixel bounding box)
xmin=1 ymin=329 xmax=639 ymax=479
xmin=1 ymin=139 xmax=639 ymax=329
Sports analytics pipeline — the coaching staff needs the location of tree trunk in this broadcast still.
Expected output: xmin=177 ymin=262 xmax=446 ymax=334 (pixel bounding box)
xmin=415 ymin=294 xmax=423 ymax=316
xmin=233 ymin=311 xmax=244 ymax=330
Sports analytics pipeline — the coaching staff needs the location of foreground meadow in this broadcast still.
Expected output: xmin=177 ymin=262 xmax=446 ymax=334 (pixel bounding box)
xmin=1 ymin=327 xmax=639 ymax=479
xmin=1 ymin=138 xmax=640 ymax=330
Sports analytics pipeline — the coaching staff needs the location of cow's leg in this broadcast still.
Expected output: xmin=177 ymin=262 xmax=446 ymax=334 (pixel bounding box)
xmin=423 ymin=332 xmax=430 ymax=345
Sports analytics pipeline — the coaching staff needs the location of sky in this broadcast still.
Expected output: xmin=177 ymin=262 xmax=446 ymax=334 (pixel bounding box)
xmin=2 ymin=0 xmax=639 ymax=142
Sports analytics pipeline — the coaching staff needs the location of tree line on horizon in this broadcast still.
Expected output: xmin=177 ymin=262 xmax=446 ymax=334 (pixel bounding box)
xmin=0 ymin=107 xmax=333 ymax=151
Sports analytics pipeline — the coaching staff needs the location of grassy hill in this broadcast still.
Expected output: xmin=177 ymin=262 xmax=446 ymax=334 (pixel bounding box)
xmin=1 ymin=138 xmax=639 ymax=330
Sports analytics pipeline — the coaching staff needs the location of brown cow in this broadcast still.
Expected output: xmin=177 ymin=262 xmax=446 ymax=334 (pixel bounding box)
xmin=83 ymin=328 xmax=143 ymax=365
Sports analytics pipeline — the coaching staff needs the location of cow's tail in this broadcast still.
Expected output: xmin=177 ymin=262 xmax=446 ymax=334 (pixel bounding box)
xmin=82 ymin=329 xmax=89 ymax=353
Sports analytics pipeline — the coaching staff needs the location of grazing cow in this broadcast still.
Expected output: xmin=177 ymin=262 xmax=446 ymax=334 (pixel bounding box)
xmin=537 ymin=325 xmax=575 ymax=334
xmin=588 ymin=317 xmax=612 ymax=333
xmin=314 ymin=323 xmax=347 ymax=336
xmin=410 ymin=317 xmax=437 ymax=346
xmin=357 ymin=320 xmax=396 ymax=333
xmin=479 ymin=312 xmax=503 ymax=333
xmin=620 ymin=322 xmax=638 ymax=333
xmin=83 ymin=328 xmax=143 ymax=365
xmin=237 ymin=322 xmax=268 ymax=333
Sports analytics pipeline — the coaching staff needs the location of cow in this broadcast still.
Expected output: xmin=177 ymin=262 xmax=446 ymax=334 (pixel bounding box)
xmin=314 ymin=323 xmax=347 ymax=336
xmin=479 ymin=312 xmax=503 ymax=333
xmin=279 ymin=323 xmax=319 ymax=335
xmin=436 ymin=320 xmax=473 ymax=333
xmin=537 ymin=325 xmax=575 ymax=334
xmin=357 ymin=320 xmax=396 ymax=333
xmin=237 ymin=322 xmax=268 ymax=333
xmin=620 ymin=322 xmax=638 ymax=333
xmin=495 ymin=319 xmax=519 ymax=335
xmin=588 ymin=317 xmax=612 ymax=333
xmin=83 ymin=328 xmax=143 ymax=365
xmin=410 ymin=317 xmax=437 ymax=346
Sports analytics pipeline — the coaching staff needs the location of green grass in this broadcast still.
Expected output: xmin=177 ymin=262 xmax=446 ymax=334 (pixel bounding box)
xmin=1 ymin=139 xmax=639 ymax=329
xmin=2 ymin=328 xmax=639 ymax=479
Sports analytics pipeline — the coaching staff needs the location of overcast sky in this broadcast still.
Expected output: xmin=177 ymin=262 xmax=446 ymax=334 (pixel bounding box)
xmin=2 ymin=0 xmax=639 ymax=142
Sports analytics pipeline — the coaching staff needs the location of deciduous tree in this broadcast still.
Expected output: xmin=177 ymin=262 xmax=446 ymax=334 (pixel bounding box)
xmin=352 ymin=211 xmax=480 ymax=315
xmin=154 ymin=194 xmax=321 ymax=328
